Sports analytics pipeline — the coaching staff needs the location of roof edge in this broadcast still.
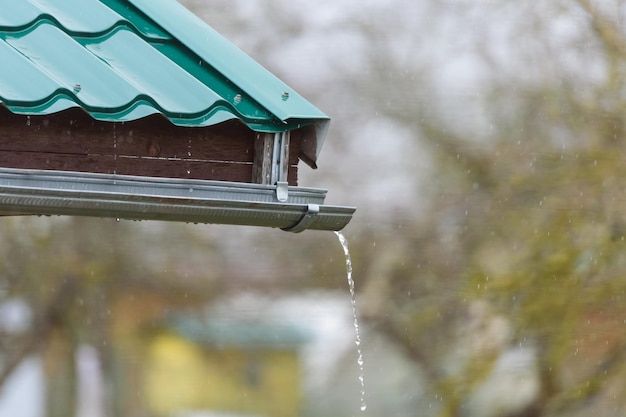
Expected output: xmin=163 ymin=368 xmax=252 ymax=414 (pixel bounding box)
xmin=127 ymin=0 xmax=330 ymax=126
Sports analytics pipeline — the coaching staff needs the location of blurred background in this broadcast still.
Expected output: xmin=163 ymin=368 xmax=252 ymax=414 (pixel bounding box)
xmin=3 ymin=0 xmax=626 ymax=416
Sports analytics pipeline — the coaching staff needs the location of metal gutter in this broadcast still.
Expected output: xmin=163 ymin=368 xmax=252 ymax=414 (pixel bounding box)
xmin=0 ymin=168 xmax=355 ymax=232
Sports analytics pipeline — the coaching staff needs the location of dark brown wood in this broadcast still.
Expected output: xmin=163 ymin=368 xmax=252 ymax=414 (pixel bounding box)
xmin=0 ymin=152 xmax=253 ymax=182
xmin=252 ymin=132 xmax=274 ymax=185
xmin=0 ymin=107 xmax=300 ymax=184
xmin=291 ymin=125 xmax=317 ymax=169
xmin=0 ymin=106 xmax=304 ymax=185
xmin=279 ymin=131 xmax=291 ymax=183
xmin=252 ymin=131 xmax=300 ymax=186
xmin=288 ymin=131 xmax=300 ymax=186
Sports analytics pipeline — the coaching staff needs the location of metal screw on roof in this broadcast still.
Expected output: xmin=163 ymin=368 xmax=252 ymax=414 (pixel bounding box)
xmin=234 ymin=94 xmax=242 ymax=104
xmin=281 ymin=91 xmax=290 ymax=101
xmin=73 ymin=84 xmax=82 ymax=93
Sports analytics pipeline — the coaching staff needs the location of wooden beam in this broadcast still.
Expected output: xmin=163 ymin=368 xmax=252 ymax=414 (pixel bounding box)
xmin=0 ymin=107 xmax=303 ymax=185
xmin=0 ymin=107 xmax=259 ymax=183
xmin=252 ymin=132 xmax=274 ymax=185
xmin=277 ymin=131 xmax=291 ymax=183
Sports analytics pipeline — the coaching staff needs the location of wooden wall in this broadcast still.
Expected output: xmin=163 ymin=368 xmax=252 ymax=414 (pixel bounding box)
xmin=0 ymin=106 xmax=301 ymax=185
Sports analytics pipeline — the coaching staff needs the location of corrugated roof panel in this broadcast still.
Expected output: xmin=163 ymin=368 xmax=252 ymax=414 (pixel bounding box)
xmin=0 ymin=0 xmax=42 ymax=29
xmin=0 ymin=0 xmax=330 ymax=160
xmin=0 ymin=0 xmax=171 ymax=40
xmin=130 ymin=0 xmax=329 ymax=124
xmin=5 ymin=24 xmax=142 ymax=108
xmin=25 ymin=0 xmax=125 ymax=34
xmin=0 ymin=38 xmax=61 ymax=102
xmin=83 ymin=28 xmax=225 ymax=115
xmin=98 ymin=0 xmax=173 ymax=39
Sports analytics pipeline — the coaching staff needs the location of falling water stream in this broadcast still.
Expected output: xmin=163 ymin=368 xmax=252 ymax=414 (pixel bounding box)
xmin=335 ymin=231 xmax=367 ymax=412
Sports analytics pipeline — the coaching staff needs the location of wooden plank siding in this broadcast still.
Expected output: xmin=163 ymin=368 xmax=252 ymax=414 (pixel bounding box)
xmin=0 ymin=106 xmax=301 ymax=185
xmin=252 ymin=132 xmax=275 ymax=185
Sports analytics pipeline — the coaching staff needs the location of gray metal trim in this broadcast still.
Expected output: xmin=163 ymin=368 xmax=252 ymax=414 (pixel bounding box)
xmin=0 ymin=168 xmax=355 ymax=231
xmin=281 ymin=204 xmax=320 ymax=233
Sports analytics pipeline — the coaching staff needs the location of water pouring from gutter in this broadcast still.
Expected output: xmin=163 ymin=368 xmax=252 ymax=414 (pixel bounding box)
xmin=335 ymin=231 xmax=367 ymax=412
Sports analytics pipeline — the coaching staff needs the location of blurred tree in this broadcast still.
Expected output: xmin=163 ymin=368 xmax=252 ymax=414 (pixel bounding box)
xmin=345 ymin=1 xmax=626 ymax=416
xmin=0 ymin=218 xmax=224 ymax=416
xmin=180 ymin=0 xmax=626 ymax=415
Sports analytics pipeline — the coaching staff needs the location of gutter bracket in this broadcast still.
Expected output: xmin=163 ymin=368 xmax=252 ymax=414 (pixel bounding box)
xmin=272 ymin=131 xmax=290 ymax=202
xmin=282 ymin=203 xmax=320 ymax=233
xmin=276 ymin=181 xmax=289 ymax=202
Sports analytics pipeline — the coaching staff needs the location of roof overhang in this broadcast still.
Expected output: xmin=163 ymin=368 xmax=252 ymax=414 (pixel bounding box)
xmin=0 ymin=168 xmax=355 ymax=232
xmin=0 ymin=0 xmax=330 ymax=165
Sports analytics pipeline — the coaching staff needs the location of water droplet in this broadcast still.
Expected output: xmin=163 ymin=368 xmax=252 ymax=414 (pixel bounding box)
xmin=26 ymin=116 xmax=31 ymax=126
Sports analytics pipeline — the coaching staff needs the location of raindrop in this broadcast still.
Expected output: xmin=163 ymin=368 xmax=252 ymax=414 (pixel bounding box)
xmin=26 ymin=116 xmax=31 ymax=126
xmin=186 ymin=136 xmax=193 ymax=176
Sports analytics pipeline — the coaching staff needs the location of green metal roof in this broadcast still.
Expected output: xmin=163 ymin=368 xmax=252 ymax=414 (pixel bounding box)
xmin=0 ymin=0 xmax=329 ymax=154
